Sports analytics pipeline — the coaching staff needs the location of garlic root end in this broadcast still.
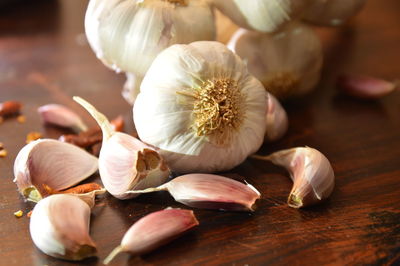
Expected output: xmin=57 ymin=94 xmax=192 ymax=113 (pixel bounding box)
xmin=103 ymin=245 xmax=123 ymax=265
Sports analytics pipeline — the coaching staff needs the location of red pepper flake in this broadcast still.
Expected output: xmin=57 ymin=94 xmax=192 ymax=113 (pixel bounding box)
xmin=0 ymin=101 xmax=22 ymax=117
xmin=26 ymin=132 xmax=42 ymax=143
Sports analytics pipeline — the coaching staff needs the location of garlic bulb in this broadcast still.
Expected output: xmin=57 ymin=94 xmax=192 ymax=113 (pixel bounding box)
xmin=302 ymin=0 xmax=367 ymax=26
xmin=228 ymin=22 xmax=323 ymax=99
xmin=265 ymin=93 xmax=288 ymax=142
xmin=134 ymin=41 xmax=267 ymax=173
xmin=212 ymin=0 xmax=310 ymax=33
xmin=252 ymin=147 xmax=335 ymax=208
xmin=104 ymin=208 xmax=198 ymax=264
xmin=74 ymin=97 xmax=170 ymax=200
xmin=13 ymin=139 xmax=99 ymax=202
xmin=29 ymin=194 xmax=97 ymax=261
xmin=85 ymin=0 xmax=216 ymax=104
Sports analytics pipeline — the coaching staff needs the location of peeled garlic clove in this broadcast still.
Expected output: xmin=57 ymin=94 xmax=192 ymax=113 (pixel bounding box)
xmin=228 ymin=22 xmax=323 ymax=99
xmin=128 ymin=174 xmax=261 ymax=211
xmin=253 ymin=147 xmax=334 ymax=208
xmin=85 ymin=0 xmax=216 ymax=104
xmin=265 ymin=93 xmax=288 ymax=142
xmin=212 ymin=0 xmax=310 ymax=33
xmin=30 ymin=194 xmax=97 ymax=261
xmin=134 ymin=41 xmax=267 ymax=173
xmin=103 ymin=208 xmax=198 ymax=264
xmin=38 ymin=104 xmax=88 ymax=132
xmin=302 ymin=0 xmax=367 ymax=26
xmin=337 ymin=74 xmax=398 ymax=99
xmin=73 ymin=97 xmax=170 ymax=200
xmin=13 ymin=139 xmax=99 ymax=202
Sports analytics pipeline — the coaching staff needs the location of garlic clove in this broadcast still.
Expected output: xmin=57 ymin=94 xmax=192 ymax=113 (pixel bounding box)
xmin=103 ymin=208 xmax=198 ymax=264
xmin=302 ymin=0 xmax=367 ymax=27
xmin=127 ymin=174 xmax=261 ymax=211
xmin=252 ymin=147 xmax=335 ymax=208
xmin=122 ymin=73 xmax=143 ymax=106
xmin=337 ymin=74 xmax=398 ymax=99
xmin=29 ymin=194 xmax=97 ymax=261
xmin=212 ymin=0 xmax=310 ymax=33
xmin=13 ymin=139 xmax=99 ymax=202
xmin=265 ymin=93 xmax=288 ymax=142
xmin=227 ymin=22 xmax=323 ymax=99
xmin=73 ymin=96 xmax=170 ymax=199
xmin=38 ymin=104 xmax=88 ymax=132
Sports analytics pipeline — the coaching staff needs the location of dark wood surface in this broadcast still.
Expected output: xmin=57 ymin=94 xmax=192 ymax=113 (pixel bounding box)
xmin=0 ymin=0 xmax=399 ymax=265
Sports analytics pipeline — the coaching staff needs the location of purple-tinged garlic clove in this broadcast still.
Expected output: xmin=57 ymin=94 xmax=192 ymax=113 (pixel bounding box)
xmin=38 ymin=104 xmax=88 ymax=132
xmin=29 ymin=194 xmax=97 ymax=261
xmin=103 ymin=208 xmax=198 ymax=264
xmin=127 ymin=173 xmax=261 ymax=211
xmin=337 ymin=74 xmax=398 ymax=99
xmin=13 ymin=139 xmax=99 ymax=202
xmin=265 ymin=93 xmax=288 ymax=142
xmin=73 ymin=97 xmax=170 ymax=200
xmin=252 ymin=147 xmax=335 ymax=208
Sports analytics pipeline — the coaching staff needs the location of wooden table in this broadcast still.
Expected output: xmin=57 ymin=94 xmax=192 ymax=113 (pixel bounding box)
xmin=0 ymin=0 xmax=399 ymax=265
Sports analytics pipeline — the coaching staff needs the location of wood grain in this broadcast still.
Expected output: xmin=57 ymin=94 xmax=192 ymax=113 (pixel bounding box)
xmin=0 ymin=0 xmax=399 ymax=265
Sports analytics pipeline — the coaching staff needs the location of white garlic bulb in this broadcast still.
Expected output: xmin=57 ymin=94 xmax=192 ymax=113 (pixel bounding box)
xmin=228 ymin=21 xmax=323 ymax=99
xmin=134 ymin=41 xmax=267 ymax=173
xmin=85 ymin=0 xmax=216 ymax=104
xmin=212 ymin=0 xmax=310 ymax=33
xmin=302 ymin=0 xmax=367 ymax=26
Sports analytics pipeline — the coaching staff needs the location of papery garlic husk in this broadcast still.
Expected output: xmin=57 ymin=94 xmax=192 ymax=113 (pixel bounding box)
xmin=38 ymin=104 xmax=88 ymax=132
xmin=265 ymin=93 xmax=288 ymax=142
xmin=85 ymin=0 xmax=216 ymax=104
xmin=104 ymin=208 xmax=198 ymax=264
xmin=13 ymin=139 xmax=99 ymax=202
xmin=127 ymin=174 xmax=261 ymax=211
xmin=122 ymin=73 xmax=143 ymax=105
xmin=337 ymin=74 xmax=398 ymax=99
xmin=212 ymin=0 xmax=311 ymax=33
xmin=253 ymin=147 xmax=334 ymax=208
xmin=134 ymin=41 xmax=267 ymax=173
xmin=228 ymin=21 xmax=323 ymax=99
xmin=30 ymin=194 xmax=97 ymax=261
xmin=302 ymin=0 xmax=367 ymax=27
xmin=73 ymin=97 xmax=170 ymax=200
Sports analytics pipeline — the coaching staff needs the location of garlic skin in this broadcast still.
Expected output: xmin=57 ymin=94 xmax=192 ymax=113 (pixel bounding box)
xmin=38 ymin=104 xmax=88 ymax=132
xmin=29 ymin=194 xmax=96 ymax=261
xmin=265 ymin=93 xmax=288 ymax=142
xmin=85 ymin=0 xmax=216 ymax=104
xmin=127 ymin=174 xmax=261 ymax=211
xmin=228 ymin=22 xmax=323 ymax=99
xmin=134 ymin=41 xmax=267 ymax=173
xmin=212 ymin=0 xmax=310 ymax=33
xmin=302 ymin=0 xmax=367 ymax=26
xmin=253 ymin=147 xmax=334 ymax=208
xmin=74 ymin=97 xmax=170 ymax=200
xmin=13 ymin=139 xmax=99 ymax=202
xmin=104 ymin=208 xmax=198 ymax=264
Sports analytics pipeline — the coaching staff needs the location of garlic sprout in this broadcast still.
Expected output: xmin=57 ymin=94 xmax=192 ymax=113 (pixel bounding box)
xmin=134 ymin=41 xmax=267 ymax=173
xmin=85 ymin=0 xmax=216 ymax=104
xmin=228 ymin=21 xmax=323 ymax=99
xmin=212 ymin=0 xmax=310 ymax=33
xmin=302 ymin=0 xmax=367 ymax=26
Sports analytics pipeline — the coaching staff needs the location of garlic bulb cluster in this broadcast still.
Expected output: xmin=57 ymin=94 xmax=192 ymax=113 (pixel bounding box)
xmin=228 ymin=21 xmax=322 ymax=99
xmin=30 ymin=194 xmax=97 ymax=261
xmin=212 ymin=0 xmax=310 ymax=33
xmin=74 ymin=97 xmax=170 ymax=199
xmin=302 ymin=0 xmax=367 ymax=26
xmin=85 ymin=0 xmax=216 ymax=104
xmin=134 ymin=41 xmax=267 ymax=173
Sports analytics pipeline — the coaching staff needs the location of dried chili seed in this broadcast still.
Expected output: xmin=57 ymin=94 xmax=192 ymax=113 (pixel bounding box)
xmin=26 ymin=132 xmax=42 ymax=143
xmin=14 ymin=210 xmax=23 ymax=218
xmin=0 ymin=149 xmax=7 ymax=157
xmin=17 ymin=115 xmax=26 ymax=123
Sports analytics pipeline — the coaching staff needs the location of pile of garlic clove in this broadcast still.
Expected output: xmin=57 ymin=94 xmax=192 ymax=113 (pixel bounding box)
xmin=11 ymin=0 xmax=375 ymax=262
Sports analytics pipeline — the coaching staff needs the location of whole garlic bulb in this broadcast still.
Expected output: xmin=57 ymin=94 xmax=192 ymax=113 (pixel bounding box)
xmin=85 ymin=0 xmax=216 ymax=104
xmin=134 ymin=41 xmax=267 ymax=173
xmin=228 ymin=22 xmax=323 ymax=99
xmin=212 ymin=0 xmax=310 ymax=33
xmin=302 ymin=0 xmax=367 ymax=26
